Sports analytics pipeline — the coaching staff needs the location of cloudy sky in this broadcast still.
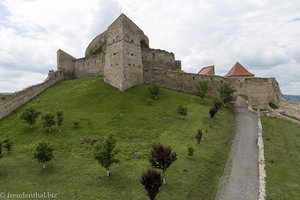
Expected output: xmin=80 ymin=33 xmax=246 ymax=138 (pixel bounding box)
xmin=0 ymin=0 xmax=300 ymax=95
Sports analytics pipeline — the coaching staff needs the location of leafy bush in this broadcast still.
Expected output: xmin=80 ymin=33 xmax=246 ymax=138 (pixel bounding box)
xmin=269 ymin=102 xmax=279 ymax=109
xmin=197 ymin=80 xmax=208 ymax=103
xmin=20 ymin=107 xmax=41 ymax=128
xmin=94 ymin=135 xmax=118 ymax=176
xmin=34 ymin=142 xmax=54 ymax=169
xmin=73 ymin=121 xmax=80 ymax=129
xmin=149 ymin=85 xmax=159 ymax=100
xmin=177 ymin=105 xmax=187 ymax=119
xmin=218 ymin=83 xmax=236 ymax=104
xmin=42 ymin=113 xmax=56 ymax=132
xmin=187 ymin=145 xmax=194 ymax=156
xmin=140 ymin=169 xmax=163 ymax=200
xmin=149 ymin=143 xmax=177 ymax=184
xmin=209 ymin=106 xmax=218 ymax=118
xmin=214 ymin=98 xmax=224 ymax=110
xmin=195 ymin=129 xmax=203 ymax=144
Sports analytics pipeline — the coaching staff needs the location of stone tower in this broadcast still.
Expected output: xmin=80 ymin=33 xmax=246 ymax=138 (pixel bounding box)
xmin=104 ymin=14 xmax=145 ymax=91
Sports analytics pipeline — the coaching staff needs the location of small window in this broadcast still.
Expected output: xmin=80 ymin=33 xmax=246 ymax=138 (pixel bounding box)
xmin=111 ymin=64 xmax=113 ymax=67
xmin=113 ymin=53 xmax=116 ymax=55
xmin=131 ymin=39 xmax=133 ymax=43
xmin=193 ymin=77 xmax=195 ymax=80
xmin=221 ymin=80 xmax=223 ymax=84
xmin=129 ymin=63 xmax=131 ymax=66
xmin=131 ymin=53 xmax=134 ymax=56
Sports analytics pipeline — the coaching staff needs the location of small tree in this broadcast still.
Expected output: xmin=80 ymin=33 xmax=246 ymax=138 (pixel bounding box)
xmin=20 ymin=107 xmax=40 ymax=128
xmin=187 ymin=145 xmax=194 ymax=156
xmin=149 ymin=85 xmax=159 ymax=100
xmin=197 ymin=80 xmax=208 ymax=103
xmin=177 ymin=105 xmax=187 ymax=120
xmin=42 ymin=113 xmax=56 ymax=132
xmin=219 ymin=83 xmax=236 ymax=104
xmin=214 ymin=97 xmax=224 ymax=110
xmin=149 ymin=143 xmax=177 ymax=184
xmin=94 ymin=135 xmax=118 ymax=176
xmin=56 ymin=111 xmax=64 ymax=132
xmin=34 ymin=142 xmax=54 ymax=169
xmin=209 ymin=106 xmax=218 ymax=118
xmin=141 ymin=169 xmax=163 ymax=200
xmin=195 ymin=129 xmax=203 ymax=144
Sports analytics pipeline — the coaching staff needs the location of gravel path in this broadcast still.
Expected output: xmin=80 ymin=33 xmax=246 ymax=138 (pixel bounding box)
xmin=217 ymin=97 xmax=259 ymax=200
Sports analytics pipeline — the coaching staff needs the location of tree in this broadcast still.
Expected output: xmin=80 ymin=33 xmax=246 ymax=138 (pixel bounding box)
xmin=42 ymin=113 xmax=56 ymax=132
xmin=218 ymin=83 xmax=236 ymax=104
xmin=20 ymin=107 xmax=40 ymax=128
xmin=195 ymin=129 xmax=203 ymax=144
xmin=94 ymin=135 xmax=118 ymax=176
xmin=214 ymin=97 xmax=224 ymax=110
xmin=56 ymin=111 xmax=64 ymax=132
xmin=177 ymin=105 xmax=187 ymax=120
xmin=34 ymin=142 xmax=54 ymax=169
xmin=149 ymin=85 xmax=159 ymax=100
xmin=197 ymin=80 xmax=208 ymax=103
xmin=141 ymin=169 xmax=163 ymax=200
xmin=209 ymin=106 xmax=218 ymax=118
xmin=149 ymin=143 xmax=177 ymax=184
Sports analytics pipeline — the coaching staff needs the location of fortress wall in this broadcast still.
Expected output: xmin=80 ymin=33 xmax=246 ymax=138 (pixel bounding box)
xmin=57 ymin=49 xmax=75 ymax=79
xmin=243 ymin=78 xmax=281 ymax=107
xmin=74 ymin=53 xmax=105 ymax=78
xmin=144 ymin=68 xmax=281 ymax=108
xmin=142 ymin=48 xmax=180 ymax=71
xmin=0 ymin=71 xmax=63 ymax=120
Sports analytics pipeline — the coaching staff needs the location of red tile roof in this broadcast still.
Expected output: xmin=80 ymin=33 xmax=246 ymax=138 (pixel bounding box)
xmin=198 ymin=65 xmax=215 ymax=75
xmin=225 ymin=62 xmax=254 ymax=77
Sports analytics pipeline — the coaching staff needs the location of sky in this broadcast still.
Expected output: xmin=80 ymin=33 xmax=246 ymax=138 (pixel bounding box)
xmin=0 ymin=0 xmax=300 ymax=95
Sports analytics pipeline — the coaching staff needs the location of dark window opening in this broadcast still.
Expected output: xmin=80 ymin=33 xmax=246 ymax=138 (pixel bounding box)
xmin=129 ymin=63 xmax=131 ymax=66
xmin=131 ymin=53 xmax=134 ymax=56
xmin=131 ymin=39 xmax=133 ymax=43
xmin=113 ymin=53 xmax=116 ymax=55
xmin=193 ymin=77 xmax=195 ymax=80
xmin=221 ymin=80 xmax=223 ymax=84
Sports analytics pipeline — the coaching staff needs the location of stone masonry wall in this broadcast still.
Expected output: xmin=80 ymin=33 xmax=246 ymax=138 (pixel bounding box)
xmin=0 ymin=71 xmax=64 ymax=120
xmin=142 ymin=48 xmax=180 ymax=71
xmin=74 ymin=53 xmax=105 ymax=78
xmin=144 ymin=68 xmax=281 ymax=109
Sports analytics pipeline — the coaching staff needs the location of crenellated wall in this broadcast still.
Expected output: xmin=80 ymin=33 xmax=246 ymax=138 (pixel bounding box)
xmin=144 ymin=68 xmax=281 ymax=109
xmin=0 ymin=71 xmax=64 ymax=120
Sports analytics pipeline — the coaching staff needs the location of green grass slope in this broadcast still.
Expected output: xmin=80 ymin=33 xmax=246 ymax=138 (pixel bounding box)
xmin=0 ymin=77 xmax=235 ymax=200
xmin=262 ymin=117 xmax=300 ymax=200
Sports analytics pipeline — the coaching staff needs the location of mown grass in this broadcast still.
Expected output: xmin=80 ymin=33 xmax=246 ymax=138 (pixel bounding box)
xmin=0 ymin=77 xmax=235 ymax=200
xmin=262 ymin=117 xmax=300 ymax=200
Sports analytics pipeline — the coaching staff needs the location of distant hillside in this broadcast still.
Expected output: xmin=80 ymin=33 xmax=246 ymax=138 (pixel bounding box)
xmin=284 ymin=95 xmax=300 ymax=102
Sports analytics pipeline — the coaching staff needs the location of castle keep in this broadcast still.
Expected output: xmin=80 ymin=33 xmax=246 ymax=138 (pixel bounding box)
xmin=57 ymin=14 xmax=181 ymax=91
xmin=3 ymin=13 xmax=298 ymax=121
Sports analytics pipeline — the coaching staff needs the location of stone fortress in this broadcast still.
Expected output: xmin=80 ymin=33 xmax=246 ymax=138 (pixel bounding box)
xmin=1 ymin=14 xmax=299 ymax=121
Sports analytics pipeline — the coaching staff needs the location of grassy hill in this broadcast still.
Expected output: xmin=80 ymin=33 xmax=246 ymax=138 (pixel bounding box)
xmin=262 ymin=117 xmax=300 ymax=200
xmin=0 ymin=77 xmax=235 ymax=200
